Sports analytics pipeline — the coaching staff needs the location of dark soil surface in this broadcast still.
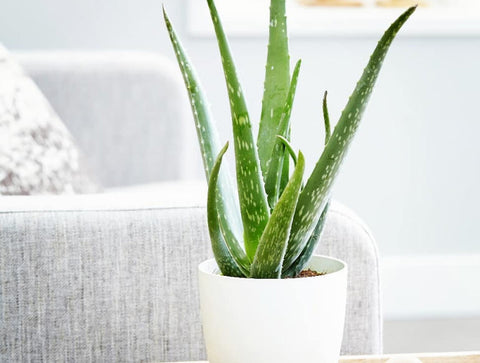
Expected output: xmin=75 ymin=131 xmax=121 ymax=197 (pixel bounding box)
xmin=293 ymin=269 xmax=326 ymax=278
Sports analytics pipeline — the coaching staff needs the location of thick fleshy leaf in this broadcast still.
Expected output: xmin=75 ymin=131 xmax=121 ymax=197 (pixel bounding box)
xmin=282 ymin=203 xmax=329 ymax=278
xmin=258 ymin=0 xmax=291 ymax=181
xmin=322 ymin=91 xmax=332 ymax=146
xmin=164 ymin=7 xmax=247 ymax=266
xmin=164 ymin=7 xmax=225 ymax=184
xmin=281 ymin=93 xmax=332 ymax=277
xmin=207 ymin=143 xmax=249 ymax=277
xmin=206 ymin=0 xmax=270 ymax=260
xmin=264 ymin=60 xmax=302 ymax=208
xmin=276 ymin=136 xmax=298 ymax=165
xmin=279 ymin=140 xmax=290 ymax=198
xmin=283 ymin=6 xmax=416 ymax=270
xmin=250 ymin=152 xmax=305 ymax=279
xmin=281 ymin=93 xmax=332 ymax=276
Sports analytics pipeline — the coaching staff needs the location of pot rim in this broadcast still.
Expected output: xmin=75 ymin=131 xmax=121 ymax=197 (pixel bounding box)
xmin=198 ymin=254 xmax=347 ymax=282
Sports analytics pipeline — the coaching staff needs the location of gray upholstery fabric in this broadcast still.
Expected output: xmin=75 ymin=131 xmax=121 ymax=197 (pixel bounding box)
xmin=0 ymin=188 xmax=381 ymax=362
xmin=17 ymin=52 xmax=192 ymax=187
xmin=320 ymin=203 xmax=382 ymax=356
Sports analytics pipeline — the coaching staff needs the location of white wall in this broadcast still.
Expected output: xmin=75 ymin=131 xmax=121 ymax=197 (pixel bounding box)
xmin=0 ymin=0 xmax=181 ymax=52
xmin=2 ymin=0 xmax=480 ymax=326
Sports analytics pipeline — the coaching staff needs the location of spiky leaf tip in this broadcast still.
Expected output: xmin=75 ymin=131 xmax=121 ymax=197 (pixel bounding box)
xmin=206 ymin=0 xmax=271 ymax=260
xmin=258 ymin=0 xmax=291 ymax=180
xmin=164 ymin=6 xmax=248 ymax=268
xmin=283 ymin=6 xmax=416 ymax=270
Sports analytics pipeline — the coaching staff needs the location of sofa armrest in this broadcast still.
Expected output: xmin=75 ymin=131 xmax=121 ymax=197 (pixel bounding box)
xmin=0 ymin=184 xmax=210 ymax=362
xmin=0 ymin=182 xmax=381 ymax=361
xmin=320 ymin=201 xmax=382 ymax=355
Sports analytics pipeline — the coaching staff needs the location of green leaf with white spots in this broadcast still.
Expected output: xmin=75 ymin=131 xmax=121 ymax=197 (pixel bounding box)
xmin=206 ymin=0 xmax=270 ymax=261
xmin=207 ymin=143 xmax=249 ymax=277
xmin=282 ymin=202 xmax=329 ymax=278
xmin=264 ymin=60 xmax=302 ymax=208
xmin=164 ymin=7 xmax=248 ymax=272
xmin=258 ymin=0 xmax=291 ymax=183
xmin=250 ymin=152 xmax=305 ymax=279
xmin=281 ymin=93 xmax=332 ymax=277
xmin=282 ymin=6 xmax=416 ymax=271
xmin=164 ymin=7 xmax=221 ymax=182
xmin=276 ymin=136 xmax=298 ymax=166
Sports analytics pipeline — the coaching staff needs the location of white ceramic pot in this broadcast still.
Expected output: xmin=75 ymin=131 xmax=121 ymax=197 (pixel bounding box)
xmin=198 ymin=255 xmax=347 ymax=363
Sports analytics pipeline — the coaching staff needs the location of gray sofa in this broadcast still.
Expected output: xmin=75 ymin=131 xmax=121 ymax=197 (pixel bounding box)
xmin=0 ymin=52 xmax=382 ymax=362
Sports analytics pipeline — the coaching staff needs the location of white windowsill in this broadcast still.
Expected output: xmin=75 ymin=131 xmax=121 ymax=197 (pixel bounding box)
xmin=187 ymin=0 xmax=480 ymax=37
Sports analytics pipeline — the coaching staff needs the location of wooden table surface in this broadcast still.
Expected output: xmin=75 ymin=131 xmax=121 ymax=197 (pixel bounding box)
xmin=167 ymin=351 xmax=480 ymax=363
xmin=339 ymin=352 xmax=479 ymax=362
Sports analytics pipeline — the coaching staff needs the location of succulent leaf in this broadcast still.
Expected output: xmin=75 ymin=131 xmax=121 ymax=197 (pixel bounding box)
xmin=283 ymin=6 xmax=417 ymax=270
xmin=264 ymin=60 xmax=302 ymax=208
xmin=281 ymin=92 xmax=332 ymax=277
xmin=166 ymin=1 xmax=415 ymax=278
xmin=281 ymin=91 xmax=333 ymax=277
xmin=322 ymin=91 xmax=332 ymax=146
xmin=276 ymin=136 xmax=298 ymax=165
xmin=207 ymin=143 xmax=250 ymax=277
xmin=258 ymin=0 xmax=291 ymax=182
xmin=163 ymin=7 xmax=220 ymax=181
xmin=164 ymin=7 xmax=247 ymax=267
xmin=250 ymin=152 xmax=305 ymax=279
xmin=282 ymin=202 xmax=330 ymax=278
xmin=206 ymin=0 xmax=271 ymax=261
xmin=279 ymin=142 xmax=290 ymax=198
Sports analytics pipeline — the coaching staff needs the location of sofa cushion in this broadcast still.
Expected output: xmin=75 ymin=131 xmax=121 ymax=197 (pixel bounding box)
xmin=0 ymin=44 xmax=99 ymax=195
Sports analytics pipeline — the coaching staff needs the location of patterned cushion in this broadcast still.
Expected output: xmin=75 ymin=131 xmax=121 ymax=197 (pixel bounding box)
xmin=0 ymin=44 xmax=99 ymax=194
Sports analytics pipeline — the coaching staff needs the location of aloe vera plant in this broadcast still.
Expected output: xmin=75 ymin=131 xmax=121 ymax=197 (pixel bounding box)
xmin=164 ymin=1 xmax=415 ymax=278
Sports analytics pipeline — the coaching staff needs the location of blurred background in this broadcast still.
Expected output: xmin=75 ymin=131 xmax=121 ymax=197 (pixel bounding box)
xmin=1 ymin=0 xmax=479 ymax=353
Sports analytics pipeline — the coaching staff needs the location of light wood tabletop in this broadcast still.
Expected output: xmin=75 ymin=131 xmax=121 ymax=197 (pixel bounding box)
xmin=166 ymin=351 xmax=480 ymax=363
xmin=339 ymin=351 xmax=479 ymax=362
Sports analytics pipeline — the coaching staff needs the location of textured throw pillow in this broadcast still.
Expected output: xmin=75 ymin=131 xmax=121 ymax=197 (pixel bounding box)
xmin=0 ymin=44 xmax=100 ymax=195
